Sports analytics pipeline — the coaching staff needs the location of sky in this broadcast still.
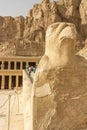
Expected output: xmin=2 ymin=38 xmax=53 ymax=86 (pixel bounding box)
xmin=0 ymin=0 xmax=57 ymax=17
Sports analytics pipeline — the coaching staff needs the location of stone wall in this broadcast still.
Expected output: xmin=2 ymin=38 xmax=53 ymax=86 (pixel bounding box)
xmin=0 ymin=91 xmax=24 ymax=130
xmin=23 ymin=70 xmax=33 ymax=130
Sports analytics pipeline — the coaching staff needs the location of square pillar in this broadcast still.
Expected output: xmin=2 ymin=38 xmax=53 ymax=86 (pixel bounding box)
xmin=8 ymin=61 xmax=10 ymax=70
xmin=20 ymin=62 xmax=22 ymax=70
xmin=26 ymin=62 xmax=29 ymax=67
xmin=16 ymin=76 xmax=18 ymax=89
xmin=1 ymin=61 xmax=4 ymax=70
xmin=14 ymin=62 xmax=16 ymax=70
xmin=9 ymin=76 xmax=11 ymax=90
xmin=1 ymin=75 xmax=4 ymax=89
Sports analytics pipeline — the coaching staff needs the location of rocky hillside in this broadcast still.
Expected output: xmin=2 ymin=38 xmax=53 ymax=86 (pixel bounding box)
xmin=0 ymin=0 xmax=87 ymax=56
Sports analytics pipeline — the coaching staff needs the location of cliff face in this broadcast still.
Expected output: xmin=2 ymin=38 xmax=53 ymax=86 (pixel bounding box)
xmin=24 ymin=0 xmax=79 ymax=40
xmin=22 ymin=0 xmax=87 ymax=55
xmin=0 ymin=16 xmax=25 ymax=41
xmin=0 ymin=16 xmax=25 ymax=56
xmin=0 ymin=0 xmax=87 ymax=56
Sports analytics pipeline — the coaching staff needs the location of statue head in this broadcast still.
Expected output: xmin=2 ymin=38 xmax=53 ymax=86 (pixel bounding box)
xmin=45 ymin=22 xmax=77 ymax=66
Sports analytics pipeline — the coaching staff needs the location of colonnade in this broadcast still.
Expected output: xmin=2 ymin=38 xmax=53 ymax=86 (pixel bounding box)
xmin=0 ymin=56 xmax=40 ymax=90
xmin=0 ymin=75 xmax=22 ymax=89
xmin=0 ymin=61 xmax=36 ymax=70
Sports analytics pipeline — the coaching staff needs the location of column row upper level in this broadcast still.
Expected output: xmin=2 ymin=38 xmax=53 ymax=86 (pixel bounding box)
xmin=0 ymin=56 xmax=41 ymax=70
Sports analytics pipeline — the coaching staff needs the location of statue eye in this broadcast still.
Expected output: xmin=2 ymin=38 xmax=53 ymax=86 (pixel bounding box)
xmin=46 ymin=28 xmax=54 ymax=37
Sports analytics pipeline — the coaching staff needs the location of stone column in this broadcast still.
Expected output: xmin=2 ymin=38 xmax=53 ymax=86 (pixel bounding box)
xmin=8 ymin=61 xmax=10 ymax=70
xmin=26 ymin=62 xmax=29 ymax=67
xmin=1 ymin=61 xmax=4 ymax=70
xmin=14 ymin=62 xmax=16 ymax=70
xmin=1 ymin=75 xmax=4 ymax=89
xmin=16 ymin=76 xmax=18 ymax=88
xmin=9 ymin=75 xmax=11 ymax=90
xmin=23 ymin=70 xmax=33 ymax=130
xmin=20 ymin=62 xmax=22 ymax=70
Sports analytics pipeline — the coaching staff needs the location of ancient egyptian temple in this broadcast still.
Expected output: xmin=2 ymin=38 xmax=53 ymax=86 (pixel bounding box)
xmin=0 ymin=56 xmax=40 ymax=89
xmin=0 ymin=0 xmax=87 ymax=130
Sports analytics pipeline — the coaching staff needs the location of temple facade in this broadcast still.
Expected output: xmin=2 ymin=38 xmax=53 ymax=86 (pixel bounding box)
xmin=0 ymin=56 xmax=40 ymax=90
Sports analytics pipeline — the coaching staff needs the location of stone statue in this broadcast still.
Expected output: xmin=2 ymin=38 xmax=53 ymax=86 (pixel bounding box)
xmin=32 ymin=22 xmax=87 ymax=130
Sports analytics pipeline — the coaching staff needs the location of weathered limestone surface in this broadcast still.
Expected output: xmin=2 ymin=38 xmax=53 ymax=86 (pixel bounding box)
xmin=0 ymin=16 xmax=25 ymax=40
xmin=23 ymin=71 xmax=34 ymax=130
xmin=23 ymin=70 xmax=32 ymax=130
xmin=33 ymin=22 xmax=87 ymax=130
xmin=0 ymin=91 xmax=24 ymax=130
xmin=24 ymin=0 xmax=85 ymax=42
xmin=23 ymin=0 xmax=87 ymax=54
xmin=0 ymin=16 xmax=25 ymax=56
